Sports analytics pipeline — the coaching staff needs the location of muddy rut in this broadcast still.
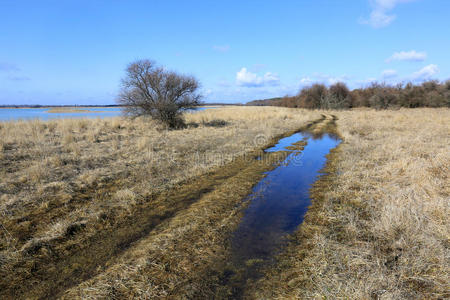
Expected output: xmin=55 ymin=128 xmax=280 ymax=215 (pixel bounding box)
xmin=1 ymin=115 xmax=336 ymax=299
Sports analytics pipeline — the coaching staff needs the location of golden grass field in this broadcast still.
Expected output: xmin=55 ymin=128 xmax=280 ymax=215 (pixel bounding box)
xmin=0 ymin=106 xmax=448 ymax=299
xmin=0 ymin=107 xmax=321 ymax=298
xmin=251 ymin=108 xmax=449 ymax=299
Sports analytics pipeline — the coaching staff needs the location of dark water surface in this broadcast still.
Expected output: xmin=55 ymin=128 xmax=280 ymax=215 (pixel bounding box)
xmin=228 ymin=131 xmax=341 ymax=294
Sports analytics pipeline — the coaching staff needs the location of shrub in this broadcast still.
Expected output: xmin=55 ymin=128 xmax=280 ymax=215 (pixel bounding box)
xmin=280 ymin=96 xmax=298 ymax=108
xmin=203 ymin=119 xmax=229 ymax=127
xmin=246 ymin=79 xmax=450 ymax=109
xmin=117 ymin=59 xmax=202 ymax=129
xmin=445 ymin=80 xmax=450 ymax=90
xmin=366 ymin=83 xmax=399 ymax=109
xmin=323 ymin=82 xmax=351 ymax=109
xmin=299 ymin=84 xmax=328 ymax=109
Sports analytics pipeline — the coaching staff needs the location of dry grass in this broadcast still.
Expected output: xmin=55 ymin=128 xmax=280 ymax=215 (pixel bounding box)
xmin=251 ymin=108 xmax=449 ymax=299
xmin=3 ymin=107 xmax=447 ymax=299
xmin=46 ymin=107 xmax=95 ymax=113
xmin=0 ymin=106 xmax=320 ymax=298
xmin=62 ymin=148 xmax=291 ymax=299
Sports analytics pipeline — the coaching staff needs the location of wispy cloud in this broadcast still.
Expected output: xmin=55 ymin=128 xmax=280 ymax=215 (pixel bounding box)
xmin=299 ymin=74 xmax=349 ymax=86
xmin=381 ymin=69 xmax=398 ymax=78
xmin=360 ymin=0 xmax=415 ymax=28
xmin=0 ymin=62 xmax=31 ymax=81
xmin=212 ymin=45 xmax=230 ymax=53
xmin=8 ymin=75 xmax=31 ymax=81
xmin=203 ymin=89 xmax=213 ymax=97
xmin=386 ymin=50 xmax=427 ymax=62
xmin=411 ymin=64 xmax=439 ymax=81
xmin=217 ymin=80 xmax=231 ymax=87
xmin=299 ymin=77 xmax=314 ymax=85
xmin=0 ymin=62 xmax=20 ymax=72
xmin=354 ymin=77 xmax=378 ymax=86
xmin=236 ymin=67 xmax=280 ymax=87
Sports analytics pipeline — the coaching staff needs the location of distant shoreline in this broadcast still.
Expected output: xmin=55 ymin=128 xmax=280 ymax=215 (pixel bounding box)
xmin=0 ymin=105 xmax=123 ymax=109
xmin=0 ymin=103 xmax=239 ymax=109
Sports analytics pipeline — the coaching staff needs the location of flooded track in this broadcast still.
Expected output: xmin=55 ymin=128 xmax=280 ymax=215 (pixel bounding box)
xmin=221 ymin=117 xmax=341 ymax=298
xmin=0 ymin=115 xmax=340 ymax=299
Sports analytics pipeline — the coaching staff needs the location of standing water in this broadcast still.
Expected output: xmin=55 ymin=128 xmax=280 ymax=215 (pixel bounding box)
xmin=0 ymin=106 xmax=214 ymax=121
xmin=226 ymin=130 xmax=341 ymax=296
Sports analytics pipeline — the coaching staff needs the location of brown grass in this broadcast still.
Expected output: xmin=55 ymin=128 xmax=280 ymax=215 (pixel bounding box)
xmin=250 ymin=108 xmax=449 ymax=299
xmin=2 ymin=107 xmax=447 ymax=299
xmin=46 ymin=107 xmax=94 ymax=113
xmin=0 ymin=106 xmax=321 ymax=298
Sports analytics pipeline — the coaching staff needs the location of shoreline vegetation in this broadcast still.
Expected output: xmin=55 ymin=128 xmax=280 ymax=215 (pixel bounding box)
xmin=247 ymin=80 xmax=450 ymax=109
xmin=0 ymin=106 xmax=448 ymax=298
xmin=0 ymin=103 xmax=235 ymax=109
xmin=0 ymin=105 xmax=124 ymax=109
xmin=46 ymin=108 xmax=103 ymax=113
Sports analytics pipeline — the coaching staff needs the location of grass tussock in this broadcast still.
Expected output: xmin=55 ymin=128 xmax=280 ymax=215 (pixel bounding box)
xmin=0 ymin=106 xmax=320 ymax=298
xmin=250 ymin=108 xmax=449 ymax=299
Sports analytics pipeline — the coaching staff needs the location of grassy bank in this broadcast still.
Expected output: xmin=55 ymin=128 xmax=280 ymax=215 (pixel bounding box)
xmin=46 ymin=107 xmax=99 ymax=113
xmin=251 ymin=108 xmax=449 ymax=299
xmin=0 ymin=107 xmax=321 ymax=298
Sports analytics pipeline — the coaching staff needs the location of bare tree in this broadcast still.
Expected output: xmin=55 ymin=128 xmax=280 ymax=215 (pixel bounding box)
xmin=117 ymin=59 xmax=202 ymax=128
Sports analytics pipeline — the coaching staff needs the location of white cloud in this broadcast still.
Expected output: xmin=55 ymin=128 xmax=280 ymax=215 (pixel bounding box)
xmin=299 ymin=74 xmax=349 ymax=86
xmin=386 ymin=50 xmax=427 ymax=62
xmin=381 ymin=69 xmax=398 ymax=78
xmin=212 ymin=45 xmax=230 ymax=52
xmin=411 ymin=64 xmax=439 ymax=81
xmin=236 ymin=68 xmax=259 ymax=86
xmin=326 ymin=76 xmax=347 ymax=85
xmin=360 ymin=0 xmax=415 ymax=28
xmin=263 ymin=72 xmax=279 ymax=84
xmin=363 ymin=10 xmax=396 ymax=28
xmin=354 ymin=78 xmax=378 ymax=86
xmin=299 ymin=77 xmax=314 ymax=85
xmin=203 ymin=89 xmax=213 ymax=97
xmin=236 ymin=67 xmax=280 ymax=87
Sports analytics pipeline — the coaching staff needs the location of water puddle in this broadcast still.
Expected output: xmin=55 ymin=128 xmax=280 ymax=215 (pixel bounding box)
xmin=225 ymin=130 xmax=341 ymax=296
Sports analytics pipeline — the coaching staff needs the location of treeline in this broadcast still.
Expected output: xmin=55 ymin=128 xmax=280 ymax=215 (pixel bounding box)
xmin=247 ymin=80 xmax=450 ymax=109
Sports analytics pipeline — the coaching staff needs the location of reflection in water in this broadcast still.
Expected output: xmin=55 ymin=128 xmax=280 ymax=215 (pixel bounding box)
xmin=228 ymin=131 xmax=341 ymax=295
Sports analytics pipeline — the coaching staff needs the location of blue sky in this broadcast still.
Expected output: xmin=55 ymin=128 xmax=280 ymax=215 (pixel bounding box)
xmin=0 ymin=0 xmax=449 ymax=105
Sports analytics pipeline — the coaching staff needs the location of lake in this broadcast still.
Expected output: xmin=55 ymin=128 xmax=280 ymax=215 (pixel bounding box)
xmin=0 ymin=107 xmax=213 ymax=121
